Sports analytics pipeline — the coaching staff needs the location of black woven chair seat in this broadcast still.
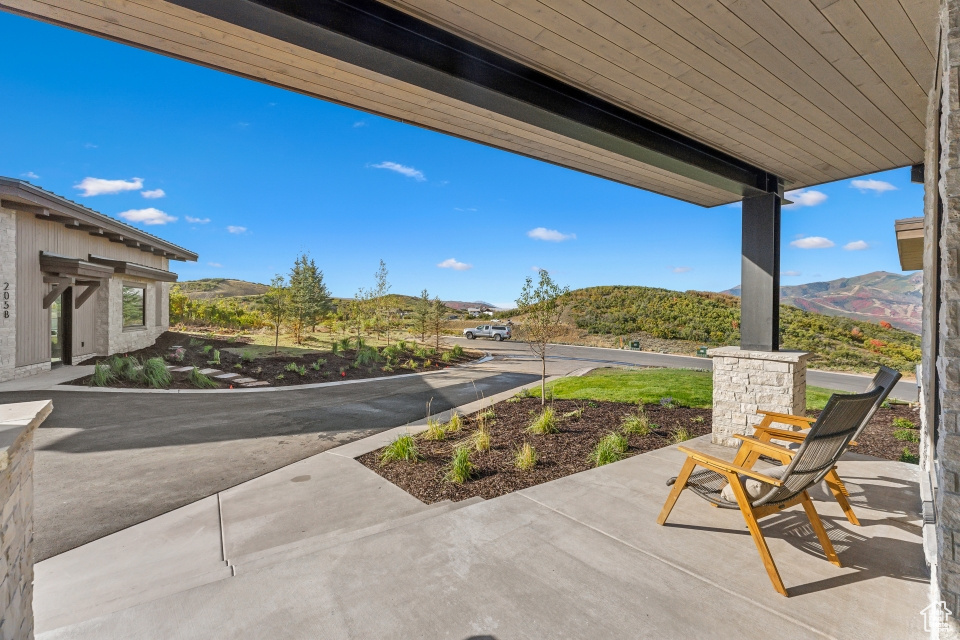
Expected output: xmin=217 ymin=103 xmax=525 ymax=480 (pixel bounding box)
xmin=667 ymin=469 xmax=739 ymax=508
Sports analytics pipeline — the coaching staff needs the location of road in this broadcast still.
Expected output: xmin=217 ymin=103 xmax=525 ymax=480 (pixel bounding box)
xmin=447 ymin=337 xmax=919 ymax=402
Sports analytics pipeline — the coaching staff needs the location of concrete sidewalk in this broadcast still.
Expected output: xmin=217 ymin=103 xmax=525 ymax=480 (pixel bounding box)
xmin=36 ymin=426 xmax=927 ymax=638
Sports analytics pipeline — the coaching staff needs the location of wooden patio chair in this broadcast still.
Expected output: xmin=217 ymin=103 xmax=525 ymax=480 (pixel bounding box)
xmin=657 ymin=387 xmax=884 ymax=596
xmin=737 ymin=366 xmax=902 ymax=526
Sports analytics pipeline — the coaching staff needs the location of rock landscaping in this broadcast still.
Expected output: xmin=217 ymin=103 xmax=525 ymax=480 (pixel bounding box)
xmin=359 ymin=395 xmax=923 ymax=504
xmin=68 ymin=331 xmax=481 ymax=389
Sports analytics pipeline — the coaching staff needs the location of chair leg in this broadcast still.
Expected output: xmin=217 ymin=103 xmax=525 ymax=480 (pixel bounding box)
xmin=824 ymin=468 xmax=860 ymax=526
xmin=657 ymin=457 xmax=696 ymax=525
xmin=727 ymin=473 xmax=788 ymax=597
xmin=800 ymin=491 xmax=842 ymax=567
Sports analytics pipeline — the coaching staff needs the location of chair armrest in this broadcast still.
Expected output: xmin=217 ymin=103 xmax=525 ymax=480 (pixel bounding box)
xmin=677 ymin=446 xmax=784 ymax=486
xmin=751 ymin=426 xmax=807 ymax=443
xmin=732 ymin=435 xmax=797 ymax=458
xmin=757 ymin=410 xmax=816 ymax=428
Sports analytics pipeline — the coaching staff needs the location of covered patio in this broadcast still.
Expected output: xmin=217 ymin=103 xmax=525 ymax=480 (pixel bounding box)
xmin=0 ymin=0 xmax=950 ymax=636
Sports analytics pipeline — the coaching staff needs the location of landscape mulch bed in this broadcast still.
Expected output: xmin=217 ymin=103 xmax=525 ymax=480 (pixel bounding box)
xmin=360 ymin=397 xmax=922 ymax=504
xmin=67 ymin=331 xmax=481 ymax=389
xmin=358 ymin=398 xmax=711 ymax=504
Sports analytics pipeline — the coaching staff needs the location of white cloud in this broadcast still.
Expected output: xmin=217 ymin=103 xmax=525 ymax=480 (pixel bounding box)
xmin=790 ymin=236 xmax=835 ymax=249
xmin=437 ymin=258 xmax=472 ymax=271
xmin=20 ymin=171 xmax=39 ymax=180
xmin=84 ymin=143 xmax=98 ymax=149
xmin=784 ymin=189 xmax=828 ymax=208
xmin=227 ymin=225 xmax=247 ymax=234
xmin=671 ymin=266 xmax=692 ymax=273
xmin=75 ymin=177 xmax=143 ymax=196
xmin=454 ymin=207 xmax=478 ymax=212
xmin=141 ymin=188 xmax=165 ymax=199
xmin=185 ymin=216 xmax=210 ymax=224
xmin=783 ymin=270 xmax=802 ymax=277
xmin=850 ymin=179 xmax=897 ymax=194
xmin=844 ymin=240 xmax=870 ymax=251
xmin=371 ymin=161 xmax=425 ymax=181
xmin=527 ymin=227 xmax=576 ymax=242
xmin=118 ymin=207 xmax=176 ymax=225
xmin=353 ymin=121 xmax=366 ymax=128
xmin=208 ymin=262 xmax=223 ymax=268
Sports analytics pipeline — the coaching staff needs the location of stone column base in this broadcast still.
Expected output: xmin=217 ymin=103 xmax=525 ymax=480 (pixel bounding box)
xmin=708 ymin=346 xmax=811 ymax=447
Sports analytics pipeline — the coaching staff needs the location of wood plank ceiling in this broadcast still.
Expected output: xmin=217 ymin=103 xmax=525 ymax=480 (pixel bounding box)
xmin=0 ymin=0 xmax=938 ymax=206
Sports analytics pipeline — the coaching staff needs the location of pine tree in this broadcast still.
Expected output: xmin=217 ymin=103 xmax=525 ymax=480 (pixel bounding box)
xmin=412 ymin=289 xmax=431 ymax=344
xmin=431 ymin=296 xmax=447 ymax=351
xmin=288 ymin=253 xmax=332 ymax=344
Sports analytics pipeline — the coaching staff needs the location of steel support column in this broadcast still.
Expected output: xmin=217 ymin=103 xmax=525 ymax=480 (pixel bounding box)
xmin=740 ymin=193 xmax=781 ymax=351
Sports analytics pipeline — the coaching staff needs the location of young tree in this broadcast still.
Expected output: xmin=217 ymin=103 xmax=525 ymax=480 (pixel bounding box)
xmin=288 ymin=253 xmax=332 ymax=344
xmin=262 ymin=275 xmax=290 ymax=355
xmin=430 ymin=296 xmax=447 ymax=351
xmin=516 ymin=269 xmax=570 ymax=406
xmin=371 ymin=259 xmax=392 ymax=342
xmin=412 ymin=289 xmax=432 ymax=344
xmin=346 ymin=287 xmax=371 ymax=346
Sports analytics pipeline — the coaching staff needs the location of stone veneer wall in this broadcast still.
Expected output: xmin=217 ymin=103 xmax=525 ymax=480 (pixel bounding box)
xmin=94 ymin=277 xmax=166 ymax=357
xmin=937 ymin=0 xmax=960 ymax=625
xmin=0 ymin=207 xmax=15 ymax=383
xmin=708 ymin=346 xmax=809 ymax=448
xmin=0 ymin=400 xmax=52 ymax=640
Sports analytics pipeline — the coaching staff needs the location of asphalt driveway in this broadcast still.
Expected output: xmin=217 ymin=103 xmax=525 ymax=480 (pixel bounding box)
xmin=2 ymin=367 xmax=538 ymax=560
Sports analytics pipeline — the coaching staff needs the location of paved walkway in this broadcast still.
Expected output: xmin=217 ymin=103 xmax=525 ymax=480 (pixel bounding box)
xmin=35 ymin=426 xmax=927 ymax=639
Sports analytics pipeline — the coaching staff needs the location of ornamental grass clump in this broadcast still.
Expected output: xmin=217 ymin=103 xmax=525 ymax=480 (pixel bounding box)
xmin=527 ymin=407 xmax=559 ymax=435
xmin=423 ymin=418 xmax=447 ymax=441
xmin=141 ymin=357 xmax=172 ymax=389
xmin=589 ymin=432 xmax=628 ymax=467
xmin=900 ymin=448 xmax=919 ymax=464
xmin=444 ymin=446 xmax=474 ymax=484
xmin=671 ymin=426 xmax=694 ymax=444
xmin=514 ymin=442 xmax=538 ymax=471
xmin=380 ymin=434 xmax=420 ymax=465
xmin=446 ymin=412 xmax=463 ymax=433
xmin=894 ymin=428 xmax=920 ymax=443
xmin=89 ymin=363 xmax=115 ymax=387
xmin=621 ymin=408 xmax=652 ymax=436
xmin=188 ymin=366 xmax=218 ymax=389
xmin=355 ymin=346 xmax=381 ymax=367
xmin=471 ymin=423 xmax=491 ymax=453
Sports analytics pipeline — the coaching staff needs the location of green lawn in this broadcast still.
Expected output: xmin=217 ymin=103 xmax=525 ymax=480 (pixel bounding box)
xmin=540 ymin=368 xmax=845 ymax=410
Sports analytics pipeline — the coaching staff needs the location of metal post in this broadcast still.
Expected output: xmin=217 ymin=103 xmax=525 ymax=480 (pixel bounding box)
xmin=740 ymin=192 xmax=781 ymax=351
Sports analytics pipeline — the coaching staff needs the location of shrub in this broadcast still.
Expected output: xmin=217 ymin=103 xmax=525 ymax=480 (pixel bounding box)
xmin=527 ymin=407 xmax=559 ymax=434
xmin=380 ymin=434 xmax=419 ymax=464
xmin=424 ymin=359 xmax=432 ymax=368
xmin=451 ymin=344 xmax=464 ymax=358
xmin=202 ymin=344 xmax=213 ymax=355
xmin=355 ymin=346 xmax=381 ymax=367
xmin=382 ymin=345 xmax=402 ymax=362
xmin=142 ymin=357 xmax=172 ymax=389
xmin=478 ymin=409 xmax=495 ymax=421
xmin=310 ymin=359 xmax=322 ymax=371
xmin=892 ymin=417 xmax=917 ymax=430
xmin=353 ymin=337 xmax=366 ymax=350
xmin=621 ymin=409 xmax=651 ymax=435
xmin=241 ymin=350 xmax=254 ymax=363
xmin=659 ymin=396 xmax=676 ymax=409
xmin=331 ymin=341 xmax=342 ymax=357
xmin=382 ymin=364 xmax=394 ymax=372
xmin=89 ymin=363 xmax=115 ymax=387
xmin=900 ymin=448 xmax=919 ymax=464
xmin=234 ymin=363 xmax=243 ymax=370
xmin=514 ymin=442 xmax=538 ymax=470
xmin=590 ymin=432 xmax=628 ymax=467
xmin=404 ymin=359 xmax=418 ymax=370
xmin=188 ymin=367 xmax=218 ymax=389
xmin=208 ymin=349 xmax=221 ymax=366
xmin=691 ymin=415 xmax=705 ymax=424
xmin=167 ymin=347 xmax=186 ymax=362
xmin=422 ymin=418 xmax=447 ymax=441
xmin=441 ymin=352 xmax=453 ymax=362
xmin=396 ymin=340 xmax=409 ymax=351
xmin=188 ymin=337 xmax=204 ymax=348
xmin=894 ymin=428 xmax=920 ymax=443
xmin=671 ymin=427 xmax=694 ymax=444
xmin=445 ymin=446 xmax=474 ymax=483
xmin=414 ymin=347 xmax=429 ymax=358
xmin=562 ymin=406 xmax=584 ymax=421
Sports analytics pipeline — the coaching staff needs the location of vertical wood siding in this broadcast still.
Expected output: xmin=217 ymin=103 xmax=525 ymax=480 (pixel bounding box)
xmin=15 ymin=213 xmax=167 ymax=366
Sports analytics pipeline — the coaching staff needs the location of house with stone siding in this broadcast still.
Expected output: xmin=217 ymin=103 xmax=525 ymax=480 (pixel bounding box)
xmin=0 ymin=177 xmax=197 ymax=382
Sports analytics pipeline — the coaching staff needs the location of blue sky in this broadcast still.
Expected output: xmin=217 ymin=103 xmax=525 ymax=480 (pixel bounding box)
xmin=0 ymin=12 xmax=923 ymax=308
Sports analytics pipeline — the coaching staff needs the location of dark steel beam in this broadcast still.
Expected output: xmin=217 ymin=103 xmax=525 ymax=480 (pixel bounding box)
xmin=740 ymin=193 xmax=781 ymax=351
xmin=168 ymin=0 xmax=778 ymax=201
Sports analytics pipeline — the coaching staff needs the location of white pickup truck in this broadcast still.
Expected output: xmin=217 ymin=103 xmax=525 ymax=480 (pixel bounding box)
xmin=463 ymin=324 xmax=511 ymax=341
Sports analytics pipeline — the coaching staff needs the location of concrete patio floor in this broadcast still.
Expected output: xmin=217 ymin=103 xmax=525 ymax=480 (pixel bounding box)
xmin=35 ymin=413 xmax=927 ymax=639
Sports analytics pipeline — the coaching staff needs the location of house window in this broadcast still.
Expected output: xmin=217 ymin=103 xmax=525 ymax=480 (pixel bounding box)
xmin=122 ymin=286 xmax=145 ymax=327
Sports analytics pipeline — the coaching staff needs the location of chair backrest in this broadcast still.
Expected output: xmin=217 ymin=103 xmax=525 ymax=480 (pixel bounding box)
xmin=853 ymin=365 xmax=902 ymax=440
xmin=753 ymin=386 xmax=884 ymax=507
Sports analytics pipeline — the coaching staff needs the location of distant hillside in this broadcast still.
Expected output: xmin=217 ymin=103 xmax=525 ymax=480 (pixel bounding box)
xmin=179 ymin=279 xmax=269 ymax=300
xmin=531 ymin=285 xmax=920 ymax=373
xmin=444 ymin=300 xmax=499 ymax=311
xmin=723 ymin=271 xmax=922 ymax=334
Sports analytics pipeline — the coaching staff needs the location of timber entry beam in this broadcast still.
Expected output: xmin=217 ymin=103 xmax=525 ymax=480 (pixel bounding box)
xmin=169 ymin=0 xmax=779 ymax=201
xmin=740 ymin=193 xmax=782 ymax=352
